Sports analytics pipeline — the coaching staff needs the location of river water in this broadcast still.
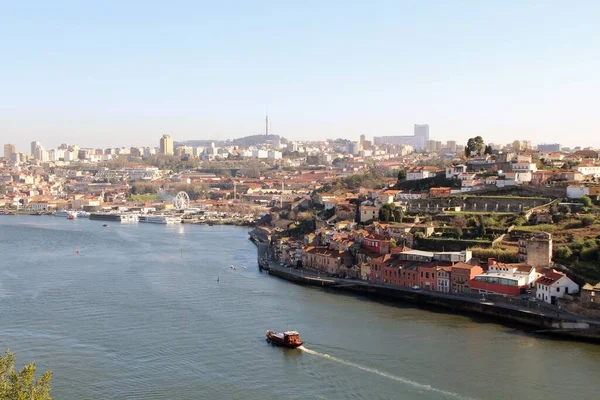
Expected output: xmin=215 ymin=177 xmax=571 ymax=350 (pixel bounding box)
xmin=0 ymin=215 xmax=598 ymax=399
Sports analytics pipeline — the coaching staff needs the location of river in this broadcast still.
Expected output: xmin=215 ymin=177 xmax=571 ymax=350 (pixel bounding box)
xmin=0 ymin=215 xmax=598 ymax=399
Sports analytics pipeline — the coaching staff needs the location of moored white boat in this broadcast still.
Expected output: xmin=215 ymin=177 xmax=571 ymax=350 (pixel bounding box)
xmin=138 ymin=215 xmax=182 ymax=224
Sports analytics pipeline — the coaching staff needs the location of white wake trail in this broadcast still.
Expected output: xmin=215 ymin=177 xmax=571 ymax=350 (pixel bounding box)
xmin=299 ymin=346 xmax=471 ymax=400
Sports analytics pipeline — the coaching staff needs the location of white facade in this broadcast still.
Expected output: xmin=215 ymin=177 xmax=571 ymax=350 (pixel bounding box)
xmin=511 ymin=162 xmax=537 ymax=173
xmin=437 ymin=274 xmax=451 ymax=292
xmin=566 ymin=185 xmax=588 ymax=199
xmin=268 ymin=151 xmax=282 ymax=160
xmin=576 ymin=165 xmax=600 ymax=178
xmin=536 ymin=273 xmax=579 ymax=304
xmin=252 ymin=150 xmax=269 ymax=159
xmin=407 ymin=168 xmax=439 ymax=181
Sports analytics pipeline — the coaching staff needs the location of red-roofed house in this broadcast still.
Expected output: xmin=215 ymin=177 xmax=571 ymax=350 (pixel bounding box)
xmin=362 ymin=234 xmax=391 ymax=255
xmin=535 ymin=270 xmax=579 ymax=305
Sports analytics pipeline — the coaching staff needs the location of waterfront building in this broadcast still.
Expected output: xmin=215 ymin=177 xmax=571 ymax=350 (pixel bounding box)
xmin=581 ymin=282 xmax=600 ymax=308
xmin=397 ymin=250 xmax=472 ymax=264
xmin=302 ymin=246 xmax=344 ymax=275
xmin=437 ymin=267 xmax=452 ymax=293
xmin=418 ymin=264 xmax=439 ymax=291
xmin=535 ymin=271 xmax=579 ymax=305
xmin=468 ymin=261 xmax=537 ymax=296
xmin=451 ymin=263 xmax=483 ymax=294
xmin=401 ymin=265 xmax=420 ymax=288
xmin=369 ymin=253 xmax=401 ymax=285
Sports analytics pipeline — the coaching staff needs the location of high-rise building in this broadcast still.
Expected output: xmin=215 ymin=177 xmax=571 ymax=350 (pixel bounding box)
xmin=31 ymin=141 xmax=41 ymax=156
xmin=374 ymin=124 xmax=430 ymax=149
xmin=4 ymin=143 xmax=16 ymax=160
xmin=446 ymin=141 xmax=457 ymax=152
xmin=537 ymin=143 xmax=562 ymax=152
xmin=32 ymin=142 xmax=47 ymax=161
xmin=414 ymin=124 xmax=430 ymax=143
xmin=160 ymin=135 xmax=174 ymax=156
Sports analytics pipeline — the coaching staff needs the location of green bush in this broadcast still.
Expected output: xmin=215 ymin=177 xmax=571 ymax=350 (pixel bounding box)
xmin=580 ymin=246 xmax=599 ymax=261
xmin=470 ymin=247 xmax=519 ymax=263
xmin=581 ymin=215 xmax=596 ymax=227
xmin=513 ymin=217 xmax=527 ymax=226
xmin=555 ymin=246 xmax=572 ymax=259
xmin=571 ymin=239 xmax=585 ymax=250
xmin=578 ymin=196 xmax=593 ymax=207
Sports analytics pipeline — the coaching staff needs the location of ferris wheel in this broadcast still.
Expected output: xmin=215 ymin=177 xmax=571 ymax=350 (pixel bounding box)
xmin=174 ymin=191 xmax=190 ymax=210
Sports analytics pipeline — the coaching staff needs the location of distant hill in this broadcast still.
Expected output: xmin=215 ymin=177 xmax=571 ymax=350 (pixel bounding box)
xmin=176 ymin=134 xmax=285 ymax=148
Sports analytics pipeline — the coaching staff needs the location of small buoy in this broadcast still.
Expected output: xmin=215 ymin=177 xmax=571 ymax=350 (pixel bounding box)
xmin=217 ymin=277 xmax=219 ymax=282
xmin=76 ymin=249 xmax=80 ymax=254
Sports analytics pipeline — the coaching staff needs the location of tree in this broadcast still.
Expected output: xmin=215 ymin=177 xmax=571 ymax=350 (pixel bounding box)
xmin=378 ymin=203 xmax=396 ymax=222
xmin=397 ymin=169 xmax=407 ymax=181
xmin=0 ymin=349 xmax=52 ymax=400
xmin=555 ymin=246 xmax=572 ymax=260
xmin=477 ymin=214 xmax=487 ymax=237
xmin=452 ymin=215 xmax=468 ymax=238
xmin=512 ymin=140 xmax=522 ymax=152
xmin=393 ymin=208 xmax=404 ymax=223
xmin=484 ymin=145 xmax=493 ymax=155
xmin=465 ymin=136 xmax=484 ymax=157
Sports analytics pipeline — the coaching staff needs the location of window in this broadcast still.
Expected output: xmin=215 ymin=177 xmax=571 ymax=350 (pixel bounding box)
xmin=556 ymin=287 xmax=560 ymax=292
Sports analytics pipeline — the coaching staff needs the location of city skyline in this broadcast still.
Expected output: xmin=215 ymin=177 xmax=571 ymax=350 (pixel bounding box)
xmin=1 ymin=126 xmax=588 ymax=156
xmin=2 ymin=1 xmax=600 ymax=151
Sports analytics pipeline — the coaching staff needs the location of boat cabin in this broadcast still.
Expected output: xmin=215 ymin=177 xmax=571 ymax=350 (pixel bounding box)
xmin=283 ymin=331 xmax=302 ymax=346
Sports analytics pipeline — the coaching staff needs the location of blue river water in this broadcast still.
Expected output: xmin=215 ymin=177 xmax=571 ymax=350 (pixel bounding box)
xmin=0 ymin=215 xmax=598 ymax=399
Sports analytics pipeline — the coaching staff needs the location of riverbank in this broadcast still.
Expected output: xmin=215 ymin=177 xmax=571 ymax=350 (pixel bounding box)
xmin=1 ymin=211 xmax=257 ymax=227
xmin=252 ymin=238 xmax=600 ymax=343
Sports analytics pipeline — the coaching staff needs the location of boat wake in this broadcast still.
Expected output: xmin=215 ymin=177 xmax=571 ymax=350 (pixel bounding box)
xmin=298 ymin=346 xmax=471 ymax=400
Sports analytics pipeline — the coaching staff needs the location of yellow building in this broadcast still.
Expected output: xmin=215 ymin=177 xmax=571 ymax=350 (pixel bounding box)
xmin=160 ymin=135 xmax=174 ymax=156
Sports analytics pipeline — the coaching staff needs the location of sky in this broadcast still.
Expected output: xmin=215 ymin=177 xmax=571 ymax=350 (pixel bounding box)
xmin=1 ymin=0 xmax=600 ymax=152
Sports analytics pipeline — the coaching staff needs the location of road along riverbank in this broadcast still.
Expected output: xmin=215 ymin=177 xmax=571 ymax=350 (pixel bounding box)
xmin=253 ymin=241 xmax=600 ymax=343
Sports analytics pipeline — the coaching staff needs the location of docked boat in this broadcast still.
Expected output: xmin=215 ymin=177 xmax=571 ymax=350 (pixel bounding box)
xmin=138 ymin=215 xmax=182 ymax=224
xmin=265 ymin=330 xmax=303 ymax=348
xmin=54 ymin=210 xmax=71 ymax=217
xmin=67 ymin=211 xmax=77 ymax=220
xmin=77 ymin=211 xmax=90 ymax=218
xmin=90 ymin=212 xmax=139 ymax=223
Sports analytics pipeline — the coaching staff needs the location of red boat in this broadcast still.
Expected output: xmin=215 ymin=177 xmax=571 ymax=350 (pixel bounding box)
xmin=266 ymin=330 xmax=303 ymax=348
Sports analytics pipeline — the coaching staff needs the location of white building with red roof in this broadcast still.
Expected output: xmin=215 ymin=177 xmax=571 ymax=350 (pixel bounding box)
xmin=535 ymin=270 xmax=579 ymax=305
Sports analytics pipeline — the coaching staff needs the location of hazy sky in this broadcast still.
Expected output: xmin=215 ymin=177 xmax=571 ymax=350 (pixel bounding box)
xmin=2 ymin=1 xmax=600 ymax=152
